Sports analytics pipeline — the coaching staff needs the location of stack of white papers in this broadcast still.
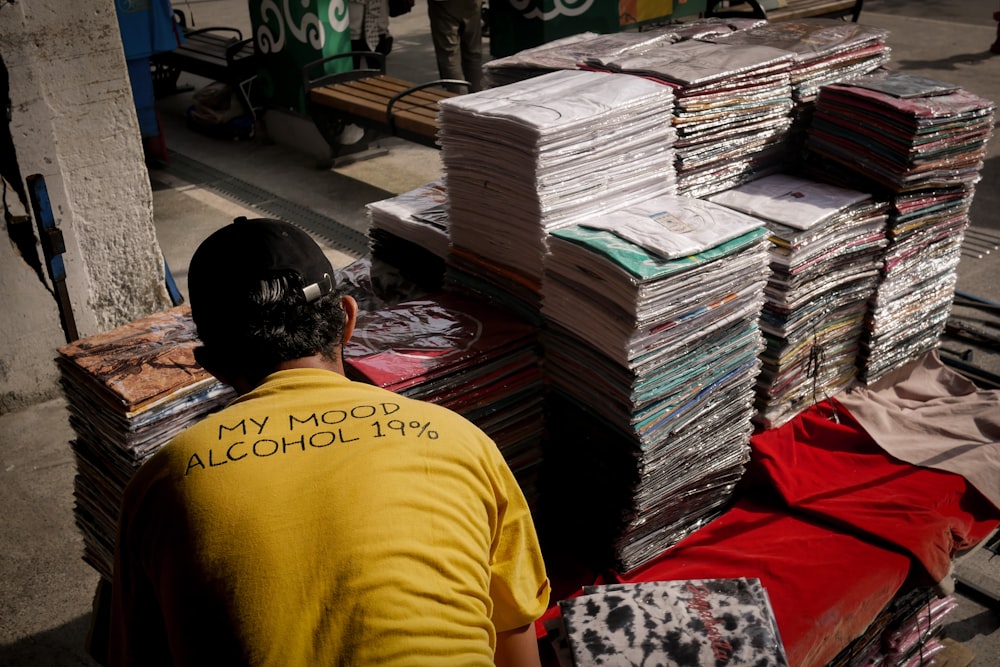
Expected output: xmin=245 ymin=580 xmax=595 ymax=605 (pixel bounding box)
xmin=540 ymin=194 xmax=770 ymax=572
xmin=709 ymin=173 xmax=889 ymax=427
xmin=438 ymin=69 xmax=677 ymax=318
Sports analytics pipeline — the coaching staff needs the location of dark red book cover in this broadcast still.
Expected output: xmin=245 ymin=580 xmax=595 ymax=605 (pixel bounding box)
xmin=344 ymin=292 xmax=540 ymax=392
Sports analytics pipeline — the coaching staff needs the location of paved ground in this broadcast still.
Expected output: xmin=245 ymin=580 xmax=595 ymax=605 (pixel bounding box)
xmin=1 ymin=2 xmax=998 ymax=665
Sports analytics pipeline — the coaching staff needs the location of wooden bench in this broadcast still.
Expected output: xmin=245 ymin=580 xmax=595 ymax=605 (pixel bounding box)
xmin=705 ymin=0 xmax=864 ymax=22
xmin=303 ymin=51 xmax=468 ymax=166
xmin=150 ymin=10 xmax=259 ymax=116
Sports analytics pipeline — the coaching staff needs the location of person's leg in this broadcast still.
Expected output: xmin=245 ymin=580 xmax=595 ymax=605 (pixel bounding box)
xmin=457 ymin=0 xmax=483 ymax=92
xmin=428 ymin=0 xmax=464 ymax=91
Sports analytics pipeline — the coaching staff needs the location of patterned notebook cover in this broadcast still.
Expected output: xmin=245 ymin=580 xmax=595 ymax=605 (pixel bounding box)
xmin=555 ymin=578 xmax=789 ymax=666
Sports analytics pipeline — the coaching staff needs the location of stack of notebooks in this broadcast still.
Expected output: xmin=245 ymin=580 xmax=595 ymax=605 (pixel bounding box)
xmin=437 ymin=69 xmax=677 ymax=322
xmin=481 ymin=18 xmax=761 ymax=88
xmin=541 ymin=194 xmax=770 ymax=572
xmin=706 ymin=18 xmax=891 ymax=151
xmin=546 ymin=578 xmax=788 ymax=667
xmin=708 ymin=173 xmax=890 ymax=428
xmin=587 ymin=39 xmax=795 ymax=198
xmin=366 ymin=179 xmax=450 ymax=291
xmin=342 ymin=291 xmax=546 ymax=504
xmin=708 ymin=19 xmax=890 ymax=105
xmin=57 ymin=306 xmax=235 ymax=580
xmin=805 ymin=71 xmax=995 ymax=382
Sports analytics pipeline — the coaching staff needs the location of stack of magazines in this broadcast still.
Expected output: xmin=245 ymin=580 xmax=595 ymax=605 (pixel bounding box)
xmin=342 ymin=291 xmax=546 ymax=505
xmin=481 ymin=18 xmax=760 ymax=89
xmin=708 ymin=173 xmax=890 ymax=428
xmin=588 ymin=39 xmax=795 ymax=198
xmin=541 ymin=194 xmax=770 ymax=571
xmin=805 ymin=71 xmax=995 ymax=382
xmin=366 ymin=179 xmax=450 ymax=291
xmin=708 ymin=18 xmax=890 ymax=104
xmin=546 ymin=578 xmax=788 ymax=667
xmin=437 ymin=69 xmax=677 ymax=322
xmin=57 ymin=306 xmax=235 ymax=580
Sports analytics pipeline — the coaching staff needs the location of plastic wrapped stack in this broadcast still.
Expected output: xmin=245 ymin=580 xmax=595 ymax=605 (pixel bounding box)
xmin=540 ymin=194 xmax=770 ymax=572
xmin=366 ymin=179 xmax=450 ymax=291
xmin=437 ymin=69 xmax=677 ymax=322
xmin=587 ymin=39 xmax=795 ymax=197
xmin=708 ymin=173 xmax=890 ymax=428
xmin=805 ymin=70 xmax=995 ymax=382
xmin=342 ymin=291 xmax=547 ymax=506
xmin=56 ymin=307 xmax=235 ymax=580
xmin=706 ymin=18 xmax=890 ymax=159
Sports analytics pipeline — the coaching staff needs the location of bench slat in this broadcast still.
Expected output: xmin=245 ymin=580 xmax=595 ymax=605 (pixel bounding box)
xmin=708 ymin=0 xmax=861 ymax=22
xmin=306 ymin=70 xmax=461 ymax=151
xmin=769 ymin=0 xmax=859 ymax=20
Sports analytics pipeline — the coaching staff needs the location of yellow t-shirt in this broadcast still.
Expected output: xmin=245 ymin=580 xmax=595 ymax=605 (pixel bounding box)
xmin=109 ymin=368 xmax=550 ymax=666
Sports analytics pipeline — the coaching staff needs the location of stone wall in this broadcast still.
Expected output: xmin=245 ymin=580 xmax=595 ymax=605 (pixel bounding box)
xmin=0 ymin=0 xmax=171 ymax=413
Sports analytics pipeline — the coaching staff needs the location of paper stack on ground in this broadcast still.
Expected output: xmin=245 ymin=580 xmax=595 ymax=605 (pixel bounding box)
xmin=57 ymin=306 xmax=235 ymax=580
xmin=589 ymin=39 xmax=795 ymax=198
xmin=343 ymin=291 xmax=546 ymax=504
xmin=437 ymin=69 xmax=677 ymax=321
xmin=708 ymin=173 xmax=890 ymax=428
xmin=541 ymin=194 xmax=770 ymax=572
xmin=546 ymin=578 xmax=788 ymax=667
xmin=805 ymin=71 xmax=995 ymax=382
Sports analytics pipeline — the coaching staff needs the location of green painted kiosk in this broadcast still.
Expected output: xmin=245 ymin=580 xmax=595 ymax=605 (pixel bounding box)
xmin=248 ymin=0 xmax=352 ymax=114
xmin=489 ymin=0 xmax=709 ymax=59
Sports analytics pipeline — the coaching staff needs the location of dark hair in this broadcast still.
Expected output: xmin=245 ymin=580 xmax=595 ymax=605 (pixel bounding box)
xmin=194 ymin=270 xmax=346 ymax=380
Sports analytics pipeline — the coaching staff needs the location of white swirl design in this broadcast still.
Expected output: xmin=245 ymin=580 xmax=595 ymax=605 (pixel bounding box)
xmin=509 ymin=0 xmax=595 ymax=21
xmin=255 ymin=0 xmax=286 ymax=54
xmin=284 ymin=0 xmax=325 ymax=50
xmin=327 ymin=0 xmax=350 ymax=34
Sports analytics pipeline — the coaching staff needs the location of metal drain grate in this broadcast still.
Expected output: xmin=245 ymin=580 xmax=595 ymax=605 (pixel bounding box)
xmin=163 ymin=151 xmax=370 ymax=257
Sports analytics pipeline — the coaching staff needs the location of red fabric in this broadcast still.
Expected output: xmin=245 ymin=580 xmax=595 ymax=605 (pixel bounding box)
xmin=537 ymin=498 xmax=912 ymax=667
xmin=744 ymin=398 xmax=1000 ymax=584
xmin=536 ymin=398 xmax=1000 ymax=666
xmin=615 ymin=499 xmax=914 ymax=667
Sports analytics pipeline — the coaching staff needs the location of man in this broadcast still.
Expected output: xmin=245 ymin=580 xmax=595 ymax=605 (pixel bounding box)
xmin=108 ymin=217 xmax=550 ymax=665
xmin=428 ymin=0 xmax=483 ymax=93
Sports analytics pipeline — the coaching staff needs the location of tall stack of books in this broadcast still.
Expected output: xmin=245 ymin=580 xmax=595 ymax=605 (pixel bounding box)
xmin=57 ymin=306 xmax=234 ymax=580
xmin=587 ymin=39 xmax=795 ymax=197
xmin=708 ymin=173 xmax=890 ymax=428
xmin=805 ymin=71 xmax=995 ymax=382
xmin=540 ymin=194 xmax=770 ymax=572
xmin=437 ymin=69 xmax=677 ymax=323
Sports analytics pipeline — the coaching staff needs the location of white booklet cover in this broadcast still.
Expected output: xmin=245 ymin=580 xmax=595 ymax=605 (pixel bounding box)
xmin=579 ymin=194 xmax=765 ymax=259
xmin=707 ymin=173 xmax=872 ymax=230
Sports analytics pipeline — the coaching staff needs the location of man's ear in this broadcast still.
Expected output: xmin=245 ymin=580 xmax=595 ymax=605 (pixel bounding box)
xmin=339 ymin=295 xmax=358 ymax=345
xmin=194 ymin=345 xmax=233 ymax=387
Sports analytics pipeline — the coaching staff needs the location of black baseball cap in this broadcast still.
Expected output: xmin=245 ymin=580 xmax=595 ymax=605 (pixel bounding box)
xmin=188 ymin=217 xmax=335 ymax=320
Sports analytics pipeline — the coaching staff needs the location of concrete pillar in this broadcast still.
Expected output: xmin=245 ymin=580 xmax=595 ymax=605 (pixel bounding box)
xmin=0 ymin=0 xmax=171 ymax=413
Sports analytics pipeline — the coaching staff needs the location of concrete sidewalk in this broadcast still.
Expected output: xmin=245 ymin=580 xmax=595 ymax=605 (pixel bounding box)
xmin=1 ymin=2 xmax=999 ymax=665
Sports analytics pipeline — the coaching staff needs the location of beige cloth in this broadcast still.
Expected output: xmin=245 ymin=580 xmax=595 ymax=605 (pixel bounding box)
xmin=837 ymin=350 xmax=1000 ymax=509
